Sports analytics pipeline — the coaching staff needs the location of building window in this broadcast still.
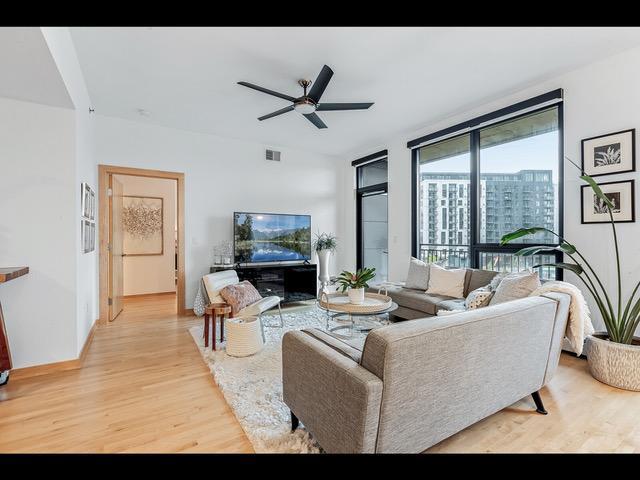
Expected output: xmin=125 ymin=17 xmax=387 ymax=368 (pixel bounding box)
xmin=412 ymin=101 xmax=563 ymax=279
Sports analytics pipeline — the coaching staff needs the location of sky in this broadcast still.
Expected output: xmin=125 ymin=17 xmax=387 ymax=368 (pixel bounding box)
xmin=420 ymin=131 xmax=560 ymax=183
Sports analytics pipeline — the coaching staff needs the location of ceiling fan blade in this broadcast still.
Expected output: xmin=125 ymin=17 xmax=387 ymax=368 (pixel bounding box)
xmin=307 ymin=65 xmax=334 ymax=103
xmin=258 ymin=105 xmax=295 ymax=121
xmin=303 ymin=112 xmax=327 ymax=129
xmin=237 ymin=81 xmax=296 ymax=102
xmin=316 ymin=102 xmax=374 ymax=111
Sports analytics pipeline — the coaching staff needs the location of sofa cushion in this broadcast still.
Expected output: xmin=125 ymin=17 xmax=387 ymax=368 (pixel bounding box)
xmin=464 ymin=269 xmax=499 ymax=296
xmin=426 ymin=264 xmax=466 ymax=298
xmin=489 ymin=271 xmax=541 ymax=305
xmin=405 ymin=257 xmax=431 ymax=290
xmin=437 ymin=298 xmax=467 ymax=312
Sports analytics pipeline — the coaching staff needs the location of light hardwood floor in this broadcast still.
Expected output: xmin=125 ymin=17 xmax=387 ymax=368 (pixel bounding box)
xmin=0 ymin=294 xmax=638 ymax=453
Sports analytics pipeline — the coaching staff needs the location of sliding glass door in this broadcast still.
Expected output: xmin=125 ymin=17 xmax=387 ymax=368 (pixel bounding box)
xmin=357 ymin=159 xmax=388 ymax=282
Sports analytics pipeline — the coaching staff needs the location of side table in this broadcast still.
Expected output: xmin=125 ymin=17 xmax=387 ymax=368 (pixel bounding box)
xmin=204 ymin=303 xmax=232 ymax=350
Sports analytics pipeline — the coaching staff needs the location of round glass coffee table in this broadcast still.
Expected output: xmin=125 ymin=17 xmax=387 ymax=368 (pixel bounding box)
xmin=316 ymin=298 xmax=398 ymax=338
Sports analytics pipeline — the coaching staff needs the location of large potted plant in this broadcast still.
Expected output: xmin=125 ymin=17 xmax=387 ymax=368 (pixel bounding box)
xmin=501 ymin=160 xmax=640 ymax=391
xmin=336 ymin=267 xmax=376 ymax=305
xmin=313 ymin=232 xmax=337 ymax=295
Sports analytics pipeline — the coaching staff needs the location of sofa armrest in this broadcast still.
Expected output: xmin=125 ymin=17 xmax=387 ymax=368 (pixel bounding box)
xmin=282 ymin=330 xmax=383 ymax=453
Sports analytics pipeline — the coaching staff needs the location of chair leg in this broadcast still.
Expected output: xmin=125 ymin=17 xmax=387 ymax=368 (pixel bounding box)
xmin=532 ymin=390 xmax=548 ymax=415
xmin=291 ymin=411 xmax=299 ymax=431
xmin=277 ymin=302 xmax=284 ymax=327
xmin=259 ymin=314 xmax=266 ymax=343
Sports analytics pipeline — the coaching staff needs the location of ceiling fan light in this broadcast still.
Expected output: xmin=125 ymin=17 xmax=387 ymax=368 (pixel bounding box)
xmin=294 ymin=100 xmax=316 ymax=114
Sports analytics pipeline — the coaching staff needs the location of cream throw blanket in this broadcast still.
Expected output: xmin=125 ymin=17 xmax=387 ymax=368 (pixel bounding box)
xmin=530 ymin=280 xmax=595 ymax=356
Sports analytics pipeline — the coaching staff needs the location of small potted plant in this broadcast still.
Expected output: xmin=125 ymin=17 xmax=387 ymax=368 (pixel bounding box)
xmin=336 ymin=267 xmax=376 ymax=305
xmin=312 ymin=232 xmax=337 ymax=294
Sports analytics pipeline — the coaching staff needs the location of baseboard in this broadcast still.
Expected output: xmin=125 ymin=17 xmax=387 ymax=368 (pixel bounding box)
xmin=11 ymin=318 xmax=98 ymax=381
xmin=183 ymin=308 xmax=195 ymax=317
xmin=123 ymin=291 xmax=176 ymax=299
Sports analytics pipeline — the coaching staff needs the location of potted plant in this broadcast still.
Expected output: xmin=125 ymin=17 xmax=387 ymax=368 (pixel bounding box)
xmin=336 ymin=267 xmax=376 ymax=305
xmin=501 ymin=159 xmax=640 ymax=391
xmin=313 ymin=232 xmax=337 ymax=294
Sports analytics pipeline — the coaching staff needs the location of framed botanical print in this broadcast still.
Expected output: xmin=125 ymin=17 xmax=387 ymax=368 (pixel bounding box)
xmin=82 ymin=219 xmax=95 ymax=253
xmin=581 ymin=180 xmax=635 ymax=224
xmin=581 ymin=129 xmax=635 ymax=177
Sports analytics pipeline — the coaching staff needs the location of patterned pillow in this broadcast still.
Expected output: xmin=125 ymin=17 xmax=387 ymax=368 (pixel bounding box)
xmin=193 ymin=283 xmax=207 ymax=316
xmin=220 ymin=280 xmax=262 ymax=315
xmin=465 ymin=287 xmax=494 ymax=310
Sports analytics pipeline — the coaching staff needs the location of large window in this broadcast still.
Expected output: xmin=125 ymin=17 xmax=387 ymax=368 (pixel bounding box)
xmin=411 ymin=93 xmax=563 ymax=280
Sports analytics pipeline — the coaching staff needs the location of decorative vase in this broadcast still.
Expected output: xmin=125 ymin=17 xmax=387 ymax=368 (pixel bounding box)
xmin=317 ymin=249 xmax=332 ymax=294
xmin=348 ymin=287 xmax=365 ymax=305
xmin=585 ymin=333 xmax=640 ymax=391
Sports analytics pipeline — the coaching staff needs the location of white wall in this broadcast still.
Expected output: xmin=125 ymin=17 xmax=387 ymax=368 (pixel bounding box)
xmin=94 ymin=115 xmax=344 ymax=308
xmin=41 ymin=27 xmax=98 ymax=355
xmin=344 ymin=45 xmax=640 ymax=334
xmin=0 ymin=96 xmax=78 ymax=368
xmin=115 ymin=175 xmax=177 ymax=296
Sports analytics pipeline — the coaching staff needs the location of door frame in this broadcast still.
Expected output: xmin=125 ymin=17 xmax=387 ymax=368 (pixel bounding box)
xmin=98 ymin=164 xmax=186 ymax=322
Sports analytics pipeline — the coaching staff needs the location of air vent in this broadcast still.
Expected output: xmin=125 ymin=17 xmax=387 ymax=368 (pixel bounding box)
xmin=266 ymin=149 xmax=281 ymax=162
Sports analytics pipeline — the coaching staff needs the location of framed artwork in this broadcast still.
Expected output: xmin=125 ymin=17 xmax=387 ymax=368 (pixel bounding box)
xmin=122 ymin=196 xmax=164 ymax=256
xmin=81 ymin=182 xmax=95 ymax=220
xmin=581 ymin=129 xmax=635 ymax=177
xmin=82 ymin=219 xmax=95 ymax=253
xmin=581 ymin=180 xmax=635 ymax=224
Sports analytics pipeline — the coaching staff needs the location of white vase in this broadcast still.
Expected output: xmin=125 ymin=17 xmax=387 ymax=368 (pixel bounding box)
xmin=317 ymin=249 xmax=332 ymax=292
xmin=348 ymin=287 xmax=365 ymax=305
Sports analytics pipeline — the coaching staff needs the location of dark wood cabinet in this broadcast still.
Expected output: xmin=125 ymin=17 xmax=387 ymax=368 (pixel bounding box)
xmin=210 ymin=264 xmax=317 ymax=304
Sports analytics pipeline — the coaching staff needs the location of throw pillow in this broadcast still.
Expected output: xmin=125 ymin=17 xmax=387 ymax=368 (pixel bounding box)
xmin=488 ymin=272 xmax=507 ymax=291
xmin=465 ymin=286 xmax=494 ymax=310
xmin=425 ymin=263 xmax=467 ymax=298
xmin=220 ymin=280 xmax=262 ymax=315
xmin=489 ymin=271 xmax=541 ymax=305
xmin=405 ymin=257 xmax=431 ymax=290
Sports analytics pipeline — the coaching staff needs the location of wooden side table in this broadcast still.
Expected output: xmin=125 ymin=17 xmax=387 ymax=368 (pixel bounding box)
xmin=0 ymin=267 xmax=29 ymax=386
xmin=204 ymin=303 xmax=232 ymax=350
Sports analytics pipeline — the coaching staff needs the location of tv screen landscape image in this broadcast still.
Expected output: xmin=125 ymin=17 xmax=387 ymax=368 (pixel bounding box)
xmin=234 ymin=212 xmax=311 ymax=263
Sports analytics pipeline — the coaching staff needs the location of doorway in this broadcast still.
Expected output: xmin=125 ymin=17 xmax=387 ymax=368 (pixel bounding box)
xmin=98 ymin=165 xmax=185 ymax=322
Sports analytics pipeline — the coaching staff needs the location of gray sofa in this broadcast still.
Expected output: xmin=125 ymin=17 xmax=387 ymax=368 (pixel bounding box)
xmin=367 ymin=268 xmax=499 ymax=320
xmin=282 ymin=291 xmax=570 ymax=453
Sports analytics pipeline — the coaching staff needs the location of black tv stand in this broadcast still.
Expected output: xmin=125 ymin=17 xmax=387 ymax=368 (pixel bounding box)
xmin=210 ymin=263 xmax=317 ymax=304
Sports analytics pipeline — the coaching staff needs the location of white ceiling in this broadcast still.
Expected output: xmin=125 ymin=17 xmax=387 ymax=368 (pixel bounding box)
xmin=69 ymin=27 xmax=640 ymax=157
xmin=0 ymin=27 xmax=73 ymax=108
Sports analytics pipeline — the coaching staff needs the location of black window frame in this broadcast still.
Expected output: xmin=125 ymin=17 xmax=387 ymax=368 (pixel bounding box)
xmin=410 ymin=91 xmax=564 ymax=279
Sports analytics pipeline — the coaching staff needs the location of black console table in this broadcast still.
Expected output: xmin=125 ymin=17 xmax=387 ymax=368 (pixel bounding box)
xmin=210 ymin=263 xmax=317 ymax=304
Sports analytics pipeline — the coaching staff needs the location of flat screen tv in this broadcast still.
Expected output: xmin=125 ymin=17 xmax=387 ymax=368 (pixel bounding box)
xmin=233 ymin=212 xmax=311 ymax=264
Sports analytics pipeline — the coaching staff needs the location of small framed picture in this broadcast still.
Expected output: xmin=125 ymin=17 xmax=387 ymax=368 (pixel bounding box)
xmin=82 ymin=219 xmax=96 ymax=253
xmin=581 ymin=180 xmax=635 ymax=224
xmin=581 ymin=129 xmax=635 ymax=177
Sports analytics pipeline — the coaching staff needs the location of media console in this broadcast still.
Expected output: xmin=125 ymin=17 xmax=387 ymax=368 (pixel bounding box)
xmin=209 ymin=263 xmax=317 ymax=304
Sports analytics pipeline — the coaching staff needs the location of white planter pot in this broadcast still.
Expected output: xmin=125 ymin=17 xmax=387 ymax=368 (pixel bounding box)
xmin=317 ymin=249 xmax=332 ymax=288
xmin=586 ymin=333 xmax=640 ymax=391
xmin=348 ymin=287 xmax=365 ymax=305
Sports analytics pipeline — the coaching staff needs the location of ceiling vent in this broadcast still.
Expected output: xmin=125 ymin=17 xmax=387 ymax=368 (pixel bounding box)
xmin=266 ymin=149 xmax=281 ymax=162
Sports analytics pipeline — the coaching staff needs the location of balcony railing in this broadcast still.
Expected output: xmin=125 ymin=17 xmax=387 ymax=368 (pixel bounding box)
xmin=418 ymin=244 xmax=558 ymax=280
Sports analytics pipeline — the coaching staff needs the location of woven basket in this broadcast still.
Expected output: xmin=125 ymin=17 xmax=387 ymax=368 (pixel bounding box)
xmin=319 ymin=292 xmax=393 ymax=314
xmin=225 ymin=315 xmax=264 ymax=357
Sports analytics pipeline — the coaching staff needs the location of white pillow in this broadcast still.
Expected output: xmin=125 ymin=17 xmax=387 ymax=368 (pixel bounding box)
xmin=489 ymin=271 xmax=541 ymax=305
xmin=405 ymin=257 xmax=430 ymax=290
xmin=426 ymin=264 xmax=467 ymax=298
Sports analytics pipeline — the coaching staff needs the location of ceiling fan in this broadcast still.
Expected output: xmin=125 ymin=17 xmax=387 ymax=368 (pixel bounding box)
xmin=237 ymin=65 xmax=374 ymax=129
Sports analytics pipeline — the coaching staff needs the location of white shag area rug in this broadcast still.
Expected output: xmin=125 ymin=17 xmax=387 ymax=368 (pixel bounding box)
xmin=190 ymin=305 xmax=340 ymax=453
